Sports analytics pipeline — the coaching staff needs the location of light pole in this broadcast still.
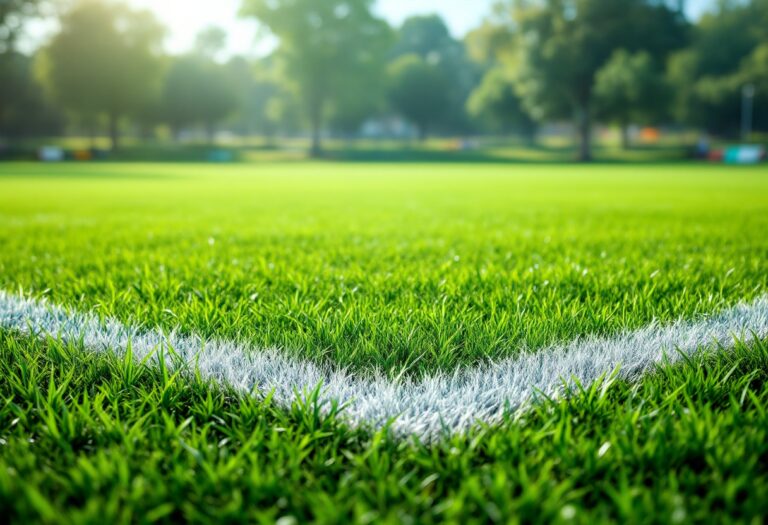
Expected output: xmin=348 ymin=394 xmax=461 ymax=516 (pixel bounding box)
xmin=741 ymin=83 xmax=755 ymax=142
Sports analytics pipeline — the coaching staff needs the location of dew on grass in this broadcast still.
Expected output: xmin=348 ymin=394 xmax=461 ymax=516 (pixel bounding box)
xmin=560 ymin=505 xmax=577 ymax=520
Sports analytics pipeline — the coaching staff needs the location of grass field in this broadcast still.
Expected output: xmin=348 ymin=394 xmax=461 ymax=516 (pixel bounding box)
xmin=2 ymin=161 xmax=768 ymax=522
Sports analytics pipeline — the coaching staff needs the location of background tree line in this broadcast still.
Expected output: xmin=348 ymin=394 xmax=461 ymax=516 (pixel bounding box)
xmin=1 ymin=0 xmax=767 ymax=160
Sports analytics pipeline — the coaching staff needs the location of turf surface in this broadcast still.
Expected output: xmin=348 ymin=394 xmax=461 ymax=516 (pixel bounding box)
xmin=2 ymin=161 xmax=768 ymax=522
xmin=1 ymin=162 xmax=767 ymax=375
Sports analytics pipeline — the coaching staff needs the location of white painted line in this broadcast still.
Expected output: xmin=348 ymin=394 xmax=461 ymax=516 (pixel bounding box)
xmin=2 ymin=290 xmax=768 ymax=438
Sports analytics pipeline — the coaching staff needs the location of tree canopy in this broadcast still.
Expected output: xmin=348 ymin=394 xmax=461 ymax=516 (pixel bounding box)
xmin=468 ymin=67 xmax=537 ymax=142
xmin=3 ymin=0 xmax=768 ymax=158
xmin=162 ymin=55 xmax=239 ymax=142
xmin=0 ymin=51 xmax=61 ymax=142
xmin=0 ymin=0 xmax=43 ymax=51
xmin=241 ymin=0 xmax=391 ymax=155
xmin=387 ymin=54 xmax=451 ymax=140
xmin=390 ymin=15 xmax=477 ymax=136
xmin=37 ymin=0 xmax=165 ymax=149
xmin=594 ymin=50 xmax=666 ymax=148
xmin=667 ymin=0 xmax=768 ymax=135
xmin=508 ymin=0 xmax=687 ymax=160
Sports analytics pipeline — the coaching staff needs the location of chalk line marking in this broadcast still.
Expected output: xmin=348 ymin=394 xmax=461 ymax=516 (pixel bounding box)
xmin=2 ymin=290 xmax=768 ymax=438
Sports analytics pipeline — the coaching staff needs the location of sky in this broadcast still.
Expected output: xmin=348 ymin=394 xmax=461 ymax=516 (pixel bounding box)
xmin=131 ymin=0 xmax=501 ymax=56
xmin=21 ymin=0 xmax=712 ymax=58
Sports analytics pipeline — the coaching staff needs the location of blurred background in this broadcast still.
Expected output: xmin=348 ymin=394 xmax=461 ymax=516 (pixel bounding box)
xmin=0 ymin=0 xmax=766 ymax=163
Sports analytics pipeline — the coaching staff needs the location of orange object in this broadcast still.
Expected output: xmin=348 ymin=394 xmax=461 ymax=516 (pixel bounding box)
xmin=639 ymin=127 xmax=660 ymax=143
xmin=73 ymin=149 xmax=92 ymax=161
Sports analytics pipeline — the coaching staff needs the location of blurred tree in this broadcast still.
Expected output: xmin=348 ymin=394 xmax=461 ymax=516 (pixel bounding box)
xmin=465 ymin=8 xmax=516 ymax=66
xmin=0 ymin=0 xmax=43 ymax=51
xmin=730 ymin=42 xmax=768 ymax=138
xmin=194 ymin=26 xmax=227 ymax=61
xmin=37 ymin=1 xmax=165 ymax=150
xmin=667 ymin=0 xmax=768 ymax=136
xmin=226 ymin=56 xmax=267 ymax=138
xmin=739 ymin=43 xmax=768 ymax=107
xmin=391 ymin=14 xmax=461 ymax=60
xmin=466 ymin=9 xmax=536 ymax=143
xmin=162 ymin=54 xmax=239 ymax=143
xmin=328 ymin=73 xmax=386 ymax=138
xmin=594 ymin=50 xmax=666 ymax=149
xmin=322 ymin=16 xmax=390 ymax=139
xmin=468 ymin=67 xmax=536 ymax=143
xmin=507 ymin=0 xmax=686 ymax=161
xmin=391 ymin=15 xmax=478 ymax=135
xmin=1 ymin=0 xmax=48 ymax=136
xmin=387 ymin=54 xmax=450 ymax=140
xmin=241 ymin=0 xmax=392 ymax=156
xmin=225 ymin=56 xmax=300 ymax=142
xmin=0 ymin=51 xmax=62 ymax=143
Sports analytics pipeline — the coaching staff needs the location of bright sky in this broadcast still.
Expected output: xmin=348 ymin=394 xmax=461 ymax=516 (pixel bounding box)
xmin=131 ymin=0 xmax=500 ymax=56
xmin=21 ymin=0 xmax=712 ymax=57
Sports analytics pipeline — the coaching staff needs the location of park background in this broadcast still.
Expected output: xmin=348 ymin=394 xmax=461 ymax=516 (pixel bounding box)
xmin=0 ymin=0 xmax=767 ymax=163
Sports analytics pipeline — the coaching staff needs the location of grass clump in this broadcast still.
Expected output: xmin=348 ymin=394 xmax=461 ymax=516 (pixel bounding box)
xmin=2 ymin=330 xmax=768 ymax=523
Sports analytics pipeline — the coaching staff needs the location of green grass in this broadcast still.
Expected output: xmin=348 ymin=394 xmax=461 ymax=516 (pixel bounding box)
xmin=1 ymin=162 xmax=768 ymax=375
xmin=3 ymin=327 xmax=768 ymax=523
xmin=2 ymin=161 xmax=768 ymax=522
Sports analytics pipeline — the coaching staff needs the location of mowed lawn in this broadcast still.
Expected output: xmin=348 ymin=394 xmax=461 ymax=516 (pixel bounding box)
xmin=2 ymin=161 xmax=768 ymax=522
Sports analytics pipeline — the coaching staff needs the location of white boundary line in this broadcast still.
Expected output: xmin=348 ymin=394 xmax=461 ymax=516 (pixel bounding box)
xmin=2 ymin=290 xmax=768 ymax=439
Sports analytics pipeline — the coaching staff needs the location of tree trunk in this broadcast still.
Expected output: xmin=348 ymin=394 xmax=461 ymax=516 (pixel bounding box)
xmin=206 ymin=122 xmax=216 ymax=145
xmin=309 ymin=99 xmax=323 ymax=157
xmin=140 ymin=123 xmax=154 ymax=141
xmin=621 ymin=121 xmax=631 ymax=150
xmin=108 ymin=112 xmax=119 ymax=151
xmin=576 ymin=104 xmax=592 ymax=162
xmin=263 ymin=128 xmax=276 ymax=148
xmin=88 ymin=122 xmax=97 ymax=149
xmin=310 ymin=121 xmax=322 ymax=157
xmin=522 ymin=124 xmax=537 ymax=147
xmin=418 ymin=124 xmax=428 ymax=142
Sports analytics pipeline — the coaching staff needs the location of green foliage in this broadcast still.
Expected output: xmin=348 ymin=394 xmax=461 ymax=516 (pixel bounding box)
xmin=225 ymin=56 xmax=299 ymax=139
xmin=0 ymin=0 xmax=42 ymax=51
xmin=390 ymin=15 xmax=477 ymax=135
xmin=36 ymin=0 xmax=165 ymax=150
xmin=0 ymin=51 xmax=62 ymax=141
xmin=467 ymin=67 xmax=536 ymax=140
xmin=594 ymin=50 xmax=666 ymax=148
xmin=241 ymin=0 xmax=391 ymax=155
xmin=162 ymin=54 xmax=239 ymax=142
xmin=391 ymin=15 xmax=460 ymax=60
xmin=193 ymin=26 xmax=228 ymax=61
xmin=738 ymin=42 xmax=768 ymax=111
xmin=506 ymin=0 xmax=686 ymax=160
xmin=667 ymin=0 xmax=768 ymax=135
xmin=465 ymin=9 xmax=516 ymax=66
xmin=387 ymin=54 xmax=451 ymax=139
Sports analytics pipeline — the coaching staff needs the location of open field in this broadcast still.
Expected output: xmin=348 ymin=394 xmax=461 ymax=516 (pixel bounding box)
xmin=2 ymin=162 xmax=768 ymax=522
